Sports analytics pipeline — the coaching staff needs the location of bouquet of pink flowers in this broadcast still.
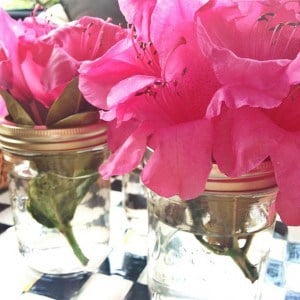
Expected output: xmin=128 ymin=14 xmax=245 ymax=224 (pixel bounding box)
xmin=77 ymin=0 xmax=300 ymax=227
xmin=1 ymin=0 xmax=300 ymax=274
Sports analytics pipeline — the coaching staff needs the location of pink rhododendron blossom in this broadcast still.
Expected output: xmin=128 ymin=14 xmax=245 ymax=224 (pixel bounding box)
xmin=42 ymin=16 xmax=127 ymax=91
xmin=81 ymin=0 xmax=219 ymax=199
xmin=0 ymin=9 xmax=126 ymax=123
xmin=0 ymin=9 xmax=59 ymax=110
xmin=196 ymin=0 xmax=300 ymax=117
xmin=214 ymin=86 xmax=300 ymax=225
xmin=80 ymin=0 xmax=300 ymax=225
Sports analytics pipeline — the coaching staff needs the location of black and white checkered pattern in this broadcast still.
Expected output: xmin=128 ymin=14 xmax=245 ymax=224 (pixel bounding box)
xmin=0 ymin=177 xmax=299 ymax=300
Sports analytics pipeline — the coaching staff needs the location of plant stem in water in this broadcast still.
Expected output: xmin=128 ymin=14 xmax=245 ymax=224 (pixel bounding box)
xmin=61 ymin=224 xmax=89 ymax=266
xmin=195 ymin=235 xmax=258 ymax=283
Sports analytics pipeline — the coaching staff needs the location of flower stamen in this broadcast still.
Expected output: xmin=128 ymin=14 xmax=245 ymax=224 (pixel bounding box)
xmin=282 ymin=21 xmax=300 ymax=57
xmin=250 ymin=12 xmax=275 ymax=60
xmin=89 ymin=21 xmax=106 ymax=59
xmin=269 ymin=22 xmax=284 ymax=59
xmin=250 ymin=10 xmax=300 ymax=60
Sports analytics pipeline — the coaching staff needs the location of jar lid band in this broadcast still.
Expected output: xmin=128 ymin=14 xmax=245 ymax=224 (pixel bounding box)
xmin=0 ymin=119 xmax=107 ymax=152
xmin=206 ymin=161 xmax=276 ymax=192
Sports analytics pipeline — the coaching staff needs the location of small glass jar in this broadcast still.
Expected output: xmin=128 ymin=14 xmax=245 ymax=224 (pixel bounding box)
xmin=0 ymin=120 xmax=110 ymax=275
xmin=147 ymin=161 xmax=278 ymax=300
xmin=122 ymin=167 xmax=148 ymax=235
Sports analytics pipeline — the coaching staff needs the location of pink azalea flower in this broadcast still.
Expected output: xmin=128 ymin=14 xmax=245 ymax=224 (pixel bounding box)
xmin=0 ymin=9 xmax=59 ymax=112
xmin=198 ymin=0 xmax=300 ymax=225
xmin=214 ymin=86 xmax=300 ymax=225
xmin=81 ymin=0 xmax=219 ymax=199
xmin=0 ymin=10 xmax=126 ymax=123
xmin=196 ymin=0 xmax=300 ymax=117
xmin=42 ymin=16 xmax=127 ymax=91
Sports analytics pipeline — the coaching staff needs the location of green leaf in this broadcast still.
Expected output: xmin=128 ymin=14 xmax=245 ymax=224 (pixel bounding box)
xmin=28 ymin=173 xmax=77 ymax=227
xmin=0 ymin=90 xmax=35 ymax=126
xmin=27 ymin=172 xmax=98 ymax=227
xmin=45 ymin=77 xmax=82 ymax=126
xmin=27 ymin=171 xmax=99 ymax=265
xmin=48 ymin=111 xmax=100 ymax=128
xmin=25 ymin=146 xmax=106 ymax=265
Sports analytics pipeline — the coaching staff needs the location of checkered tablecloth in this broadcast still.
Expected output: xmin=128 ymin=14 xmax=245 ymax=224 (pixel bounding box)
xmin=0 ymin=177 xmax=299 ymax=300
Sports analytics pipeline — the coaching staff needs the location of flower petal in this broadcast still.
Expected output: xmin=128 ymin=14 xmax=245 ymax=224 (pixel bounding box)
xmin=142 ymin=119 xmax=213 ymax=199
xmin=0 ymin=9 xmax=29 ymax=99
xmin=41 ymin=47 xmax=78 ymax=92
xmin=271 ymin=132 xmax=300 ymax=225
xmin=18 ymin=39 xmax=61 ymax=107
xmin=196 ymin=1 xmax=293 ymax=117
xmin=287 ymin=52 xmax=300 ymax=85
xmin=207 ymin=82 xmax=285 ymax=117
xmin=107 ymin=75 xmax=158 ymax=107
xmin=113 ymin=91 xmax=174 ymax=124
xmin=106 ymin=119 xmax=139 ymax=152
xmin=0 ymin=46 xmax=11 ymax=89
xmin=44 ymin=16 xmax=126 ymax=61
xmin=79 ymin=38 xmax=149 ymax=110
xmin=118 ymin=0 xmax=156 ymax=40
xmin=214 ymin=107 xmax=282 ymax=176
xmin=0 ymin=94 xmax=8 ymax=117
xmin=99 ymin=121 xmax=160 ymax=178
xmin=151 ymin=0 xmax=204 ymax=60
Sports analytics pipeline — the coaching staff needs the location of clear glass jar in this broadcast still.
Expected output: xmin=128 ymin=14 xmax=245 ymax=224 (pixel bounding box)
xmin=122 ymin=167 xmax=148 ymax=235
xmin=122 ymin=167 xmax=148 ymax=256
xmin=147 ymin=162 xmax=278 ymax=300
xmin=0 ymin=121 xmax=110 ymax=275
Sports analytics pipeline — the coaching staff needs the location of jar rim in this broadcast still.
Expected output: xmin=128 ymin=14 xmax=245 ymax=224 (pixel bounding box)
xmin=144 ymin=147 xmax=276 ymax=192
xmin=0 ymin=118 xmax=107 ymax=152
xmin=206 ymin=161 xmax=277 ymax=192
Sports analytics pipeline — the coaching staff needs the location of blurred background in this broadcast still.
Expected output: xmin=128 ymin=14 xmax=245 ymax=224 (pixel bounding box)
xmin=0 ymin=0 xmax=125 ymax=24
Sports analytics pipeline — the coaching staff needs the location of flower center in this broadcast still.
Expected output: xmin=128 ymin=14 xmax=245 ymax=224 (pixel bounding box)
xmin=134 ymin=36 xmax=187 ymax=100
xmin=249 ymin=11 xmax=300 ymax=60
xmin=130 ymin=28 xmax=160 ymax=75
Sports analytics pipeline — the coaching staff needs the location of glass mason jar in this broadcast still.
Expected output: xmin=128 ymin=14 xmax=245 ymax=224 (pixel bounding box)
xmin=122 ymin=167 xmax=148 ymax=235
xmin=0 ymin=120 xmax=110 ymax=275
xmin=122 ymin=167 xmax=148 ymax=256
xmin=147 ymin=161 xmax=278 ymax=300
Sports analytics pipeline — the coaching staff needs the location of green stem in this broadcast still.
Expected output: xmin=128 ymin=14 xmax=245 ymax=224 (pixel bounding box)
xmin=195 ymin=235 xmax=259 ymax=283
xmin=228 ymin=247 xmax=258 ymax=283
xmin=61 ymin=224 xmax=89 ymax=266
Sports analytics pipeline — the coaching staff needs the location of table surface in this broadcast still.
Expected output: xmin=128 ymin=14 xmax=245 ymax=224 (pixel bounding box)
xmin=0 ymin=177 xmax=299 ymax=300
